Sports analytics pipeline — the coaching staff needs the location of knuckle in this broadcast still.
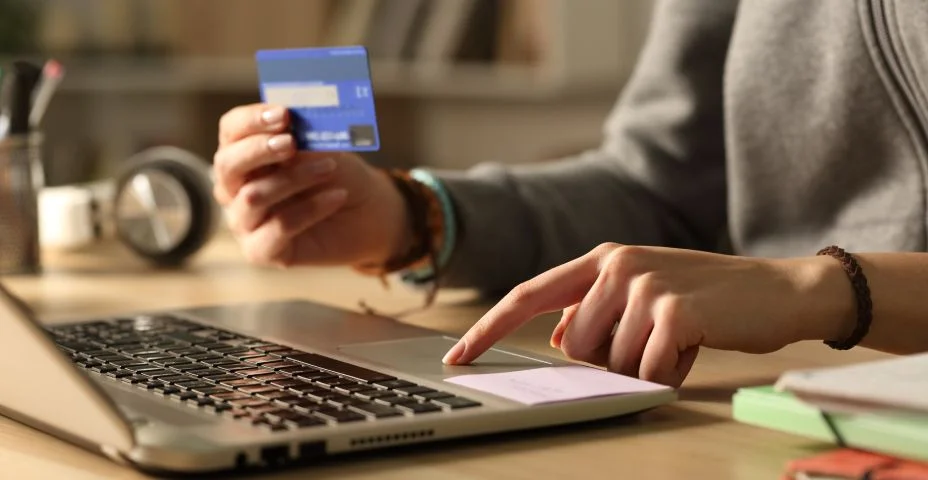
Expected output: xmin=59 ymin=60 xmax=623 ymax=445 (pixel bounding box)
xmin=631 ymin=271 xmax=664 ymax=299
xmin=506 ymin=281 xmax=536 ymax=306
xmin=240 ymin=183 xmax=263 ymax=208
xmin=591 ymin=242 xmax=622 ymax=257
xmin=655 ymin=294 xmax=686 ymax=328
xmin=603 ymin=245 xmax=646 ymax=276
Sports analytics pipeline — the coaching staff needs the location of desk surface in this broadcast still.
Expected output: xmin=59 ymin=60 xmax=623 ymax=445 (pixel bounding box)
xmin=0 ymin=234 xmax=890 ymax=480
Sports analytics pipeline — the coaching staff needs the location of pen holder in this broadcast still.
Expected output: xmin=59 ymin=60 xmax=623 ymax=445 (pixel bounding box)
xmin=0 ymin=133 xmax=45 ymax=274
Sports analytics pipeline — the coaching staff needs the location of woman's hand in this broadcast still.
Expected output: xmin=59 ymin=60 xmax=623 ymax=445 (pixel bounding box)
xmin=442 ymin=243 xmax=855 ymax=387
xmin=213 ymin=103 xmax=413 ymax=269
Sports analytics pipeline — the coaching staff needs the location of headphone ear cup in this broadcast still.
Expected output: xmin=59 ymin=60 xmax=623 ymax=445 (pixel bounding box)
xmin=113 ymin=147 xmax=217 ymax=267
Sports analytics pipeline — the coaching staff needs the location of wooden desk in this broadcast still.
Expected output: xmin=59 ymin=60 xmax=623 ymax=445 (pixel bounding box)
xmin=0 ymin=234 xmax=891 ymax=479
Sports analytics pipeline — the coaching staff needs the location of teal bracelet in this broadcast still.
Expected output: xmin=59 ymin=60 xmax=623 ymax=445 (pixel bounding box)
xmin=401 ymin=169 xmax=456 ymax=283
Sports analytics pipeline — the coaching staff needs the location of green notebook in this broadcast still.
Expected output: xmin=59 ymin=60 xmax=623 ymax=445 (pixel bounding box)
xmin=732 ymin=385 xmax=928 ymax=462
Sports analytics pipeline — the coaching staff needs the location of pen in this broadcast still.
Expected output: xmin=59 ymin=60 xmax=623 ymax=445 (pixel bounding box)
xmin=9 ymin=61 xmax=42 ymax=135
xmin=29 ymin=59 xmax=65 ymax=128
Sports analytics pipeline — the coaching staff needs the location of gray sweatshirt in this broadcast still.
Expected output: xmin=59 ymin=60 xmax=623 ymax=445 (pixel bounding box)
xmin=430 ymin=0 xmax=928 ymax=295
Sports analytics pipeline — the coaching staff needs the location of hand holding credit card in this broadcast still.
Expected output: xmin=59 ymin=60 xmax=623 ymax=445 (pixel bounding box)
xmin=256 ymin=46 xmax=381 ymax=152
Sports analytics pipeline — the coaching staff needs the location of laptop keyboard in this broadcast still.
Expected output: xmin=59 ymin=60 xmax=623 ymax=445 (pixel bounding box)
xmin=45 ymin=315 xmax=481 ymax=432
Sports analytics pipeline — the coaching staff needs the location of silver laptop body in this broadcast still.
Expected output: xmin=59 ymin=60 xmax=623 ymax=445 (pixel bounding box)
xmin=0 ymin=282 xmax=675 ymax=475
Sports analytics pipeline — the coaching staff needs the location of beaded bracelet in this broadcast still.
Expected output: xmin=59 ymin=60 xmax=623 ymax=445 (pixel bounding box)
xmin=353 ymin=169 xmax=445 ymax=316
xmin=816 ymin=245 xmax=873 ymax=350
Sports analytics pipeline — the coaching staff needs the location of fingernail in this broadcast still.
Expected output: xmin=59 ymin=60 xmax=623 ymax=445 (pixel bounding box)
xmin=442 ymin=341 xmax=466 ymax=365
xmin=261 ymin=107 xmax=285 ymax=126
xmin=300 ymin=157 xmax=336 ymax=175
xmin=317 ymin=189 xmax=347 ymax=204
xmin=267 ymin=134 xmax=293 ymax=152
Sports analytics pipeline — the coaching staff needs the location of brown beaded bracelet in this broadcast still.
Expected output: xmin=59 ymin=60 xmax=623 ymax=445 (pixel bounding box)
xmin=353 ymin=169 xmax=444 ymax=317
xmin=816 ymin=245 xmax=873 ymax=350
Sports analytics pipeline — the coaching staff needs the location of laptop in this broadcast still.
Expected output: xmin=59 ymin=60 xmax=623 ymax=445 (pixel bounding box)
xmin=0 ymin=281 xmax=675 ymax=475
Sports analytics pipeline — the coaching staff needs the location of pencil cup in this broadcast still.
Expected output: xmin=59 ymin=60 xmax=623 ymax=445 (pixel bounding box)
xmin=0 ymin=133 xmax=45 ymax=274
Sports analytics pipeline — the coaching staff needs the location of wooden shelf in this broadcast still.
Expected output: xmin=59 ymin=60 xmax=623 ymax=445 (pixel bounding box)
xmin=29 ymin=56 xmax=620 ymax=101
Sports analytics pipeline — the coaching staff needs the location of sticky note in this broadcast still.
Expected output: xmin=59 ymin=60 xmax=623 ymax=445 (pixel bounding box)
xmin=444 ymin=365 xmax=670 ymax=405
xmin=255 ymin=46 xmax=380 ymax=152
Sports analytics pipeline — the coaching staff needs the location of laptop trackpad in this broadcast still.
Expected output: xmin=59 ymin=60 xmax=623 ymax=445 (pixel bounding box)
xmin=338 ymin=336 xmax=551 ymax=378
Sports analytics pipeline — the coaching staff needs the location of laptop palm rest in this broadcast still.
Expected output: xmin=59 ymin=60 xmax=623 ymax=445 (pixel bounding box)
xmin=338 ymin=336 xmax=553 ymax=380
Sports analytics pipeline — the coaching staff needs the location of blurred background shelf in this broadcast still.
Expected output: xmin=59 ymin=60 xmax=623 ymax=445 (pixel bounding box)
xmin=47 ymin=57 xmax=616 ymax=100
xmin=0 ymin=0 xmax=654 ymax=186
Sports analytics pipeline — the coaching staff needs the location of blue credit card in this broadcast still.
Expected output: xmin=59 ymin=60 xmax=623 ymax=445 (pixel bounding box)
xmin=255 ymin=46 xmax=380 ymax=152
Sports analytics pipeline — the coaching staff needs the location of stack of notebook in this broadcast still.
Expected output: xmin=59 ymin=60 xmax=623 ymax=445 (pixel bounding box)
xmin=733 ymin=352 xmax=928 ymax=464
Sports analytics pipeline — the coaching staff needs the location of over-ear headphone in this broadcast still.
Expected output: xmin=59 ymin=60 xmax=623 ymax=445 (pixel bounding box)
xmin=39 ymin=146 xmax=218 ymax=266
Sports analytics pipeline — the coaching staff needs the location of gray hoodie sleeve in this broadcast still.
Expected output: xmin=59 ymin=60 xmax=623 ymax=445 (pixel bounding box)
xmin=430 ymin=0 xmax=739 ymax=294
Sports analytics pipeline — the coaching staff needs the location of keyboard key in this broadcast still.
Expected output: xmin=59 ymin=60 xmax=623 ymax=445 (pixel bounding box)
xmin=251 ymin=373 xmax=289 ymax=383
xmin=212 ymin=346 xmax=249 ymax=355
xmin=139 ymin=369 xmax=176 ymax=378
xmin=243 ymin=355 xmax=277 ymax=365
xmin=413 ymin=391 xmax=454 ymax=401
xmin=256 ymin=390 xmax=293 ymax=401
xmin=222 ymin=378 xmax=261 ymax=388
xmin=166 ymin=332 xmax=212 ymax=345
xmin=126 ymin=365 xmax=160 ymax=373
xmin=431 ymin=397 xmax=482 ymax=410
xmin=348 ymin=403 xmax=403 ymax=419
xmin=271 ymin=395 xmax=303 ymax=406
xmin=299 ymin=388 xmax=339 ymax=403
xmin=152 ymin=358 xmax=189 ymax=367
xmin=171 ymin=391 xmax=199 ymax=401
xmin=107 ymin=370 xmax=134 ymax=379
xmin=269 ymin=379 xmax=308 ymax=389
xmin=186 ymin=353 xmax=223 ymax=362
xmin=294 ymin=370 xmax=332 ymax=381
xmin=239 ymin=385 xmax=278 ymax=394
xmin=312 ymin=407 xmax=366 ymax=423
xmin=211 ymin=403 xmax=233 ymax=413
xmin=159 ymin=375 xmax=195 ymax=384
xmin=260 ymin=361 xmax=297 ymax=370
xmin=233 ymin=351 xmax=265 ymax=360
xmin=157 ymin=386 xmax=181 ymax=395
xmin=229 ymin=398 xmax=269 ymax=408
xmin=135 ymin=351 xmax=170 ymax=360
xmin=95 ymin=354 xmax=131 ymax=362
xmin=326 ymin=395 xmax=366 ymax=409
xmin=354 ymin=390 xmax=396 ymax=401
xmin=314 ymin=377 xmax=357 ymax=388
xmin=110 ymin=360 xmax=147 ymax=368
xmin=291 ymin=399 xmax=323 ymax=413
xmin=335 ymin=383 xmax=373 ymax=394
xmin=374 ymin=379 xmax=416 ymax=390
xmin=394 ymin=386 xmax=436 ymax=396
xmin=212 ymin=392 xmax=251 ymax=402
xmin=91 ymin=365 xmax=118 ymax=374
xmin=264 ymin=409 xmax=304 ymax=423
xmin=179 ymin=381 xmax=215 ymax=391
xmin=172 ymin=348 xmax=203 ymax=356
xmin=255 ymin=345 xmax=291 ymax=354
xmin=286 ymin=416 xmax=327 ymax=429
xmin=194 ymin=386 xmax=233 ymax=396
xmin=202 ymin=359 xmax=240 ymax=367
xmin=394 ymin=402 xmax=442 ymax=414
xmin=288 ymin=353 xmax=396 ymax=383
xmin=203 ymin=374 xmax=241 ymax=383
xmin=173 ymin=363 xmax=209 ymax=372
xmin=278 ymin=366 xmax=314 ymax=375
xmin=238 ymin=368 xmax=274 ymax=377
xmin=374 ymin=396 xmax=413 ymax=406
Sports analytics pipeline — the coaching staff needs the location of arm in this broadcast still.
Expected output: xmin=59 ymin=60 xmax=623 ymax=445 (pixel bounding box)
xmin=807 ymin=252 xmax=928 ymax=355
xmin=441 ymin=245 xmax=928 ymax=387
xmin=428 ymin=0 xmax=740 ymax=294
